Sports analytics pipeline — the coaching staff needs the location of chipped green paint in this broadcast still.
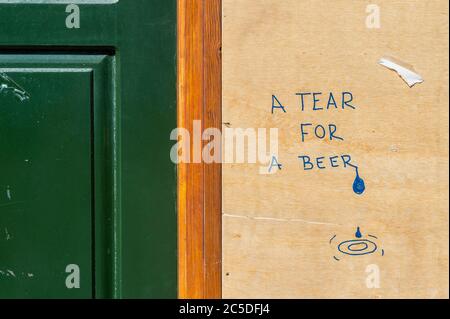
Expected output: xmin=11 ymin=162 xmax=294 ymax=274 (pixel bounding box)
xmin=0 ymin=73 xmax=30 ymax=101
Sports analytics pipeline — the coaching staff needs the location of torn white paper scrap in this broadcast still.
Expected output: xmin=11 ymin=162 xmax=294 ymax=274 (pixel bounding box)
xmin=378 ymin=57 xmax=424 ymax=87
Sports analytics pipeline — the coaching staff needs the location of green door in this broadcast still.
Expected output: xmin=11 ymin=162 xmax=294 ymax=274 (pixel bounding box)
xmin=0 ymin=1 xmax=177 ymax=299
xmin=0 ymin=62 xmax=94 ymax=299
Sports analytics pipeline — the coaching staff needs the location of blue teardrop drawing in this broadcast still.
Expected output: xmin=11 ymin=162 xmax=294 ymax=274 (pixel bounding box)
xmin=352 ymin=168 xmax=366 ymax=195
xmin=355 ymin=227 xmax=362 ymax=238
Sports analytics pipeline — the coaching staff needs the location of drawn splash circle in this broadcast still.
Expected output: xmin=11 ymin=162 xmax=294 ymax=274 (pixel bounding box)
xmin=348 ymin=242 xmax=368 ymax=252
xmin=337 ymin=239 xmax=377 ymax=256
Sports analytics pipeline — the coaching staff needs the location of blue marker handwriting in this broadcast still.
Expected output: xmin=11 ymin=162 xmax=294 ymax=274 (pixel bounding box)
xmin=268 ymin=156 xmax=282 ymax=173
xmin=298 ymin=154 xmax=356 ymax=171
xmin=300 ymin=123 xmax=344 ymax=142
xmin=271 ymin=92 xmax=357 ymax=114
xmin=271 ymin=91 xmax=366 ymax=195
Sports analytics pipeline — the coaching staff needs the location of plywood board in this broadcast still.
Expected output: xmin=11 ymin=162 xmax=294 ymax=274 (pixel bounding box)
xmin=222 ymin=0 xmax=449 ymax=298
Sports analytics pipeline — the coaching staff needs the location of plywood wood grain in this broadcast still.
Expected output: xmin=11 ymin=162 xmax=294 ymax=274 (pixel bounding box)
xmin=222 ymin=0 xmax=449 ymax=298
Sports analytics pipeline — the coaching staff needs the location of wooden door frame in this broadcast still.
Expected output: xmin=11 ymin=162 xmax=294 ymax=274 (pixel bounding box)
xmin=177 ymin=0 xmax=222 ymax=298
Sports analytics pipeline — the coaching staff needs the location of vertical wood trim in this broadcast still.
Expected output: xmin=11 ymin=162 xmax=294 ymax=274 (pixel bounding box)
xmin=177 ymin=0 xmax=222 ymax=299
xmin=203 ymin=0 xmax=222 ymax=299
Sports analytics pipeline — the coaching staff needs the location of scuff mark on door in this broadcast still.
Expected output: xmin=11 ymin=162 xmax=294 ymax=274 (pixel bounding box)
xmin=0 ymin=73 xmax=30 ymax=101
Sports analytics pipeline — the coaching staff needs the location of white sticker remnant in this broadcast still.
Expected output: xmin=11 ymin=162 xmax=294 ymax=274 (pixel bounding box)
xmin=378 ymin=57 xmax=424 ymax=87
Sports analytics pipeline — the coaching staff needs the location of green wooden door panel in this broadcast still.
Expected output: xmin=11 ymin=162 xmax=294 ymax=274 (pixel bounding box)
xmin=0 ymin=1 xmax=177 ymax=299
xmin=0 ymin=68 xmax=93 ymax=298
xmin=0 ymin=54 xmax=114 ymax=298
